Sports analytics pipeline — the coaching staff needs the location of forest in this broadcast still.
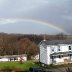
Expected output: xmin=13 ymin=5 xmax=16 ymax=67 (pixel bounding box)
xmin=0 ymin=33 xmax=71 ymax=59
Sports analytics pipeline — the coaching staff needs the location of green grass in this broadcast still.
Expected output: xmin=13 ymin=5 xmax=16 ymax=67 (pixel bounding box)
xmin=0 ymin=61 xmax=72 ymax=71
xmin=0 ymin=61 xmax=38 ymax=70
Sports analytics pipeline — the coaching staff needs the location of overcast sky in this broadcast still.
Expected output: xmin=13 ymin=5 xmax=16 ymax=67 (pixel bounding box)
xmin=0 ymin=0 xmax=72 ymax=34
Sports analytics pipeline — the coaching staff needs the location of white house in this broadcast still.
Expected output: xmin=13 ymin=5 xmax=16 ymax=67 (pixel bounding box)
xmin=0 ymin=54 xmax=27 ymax=62
xmin=39 ymin=39 xmax=72 ymax=65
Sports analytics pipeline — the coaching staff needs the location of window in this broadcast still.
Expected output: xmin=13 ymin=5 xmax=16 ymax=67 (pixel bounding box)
xmin=52 ymin=49 xmax=54 ymax=51
xmin=58 ymin=48 xmax=60 ymax=51
xmin=69 ymin=46 xmax=71 ymax=50
xmin=62 ymin=55 xmax=63 ymax=57
xmin=14 ymin=57 xmax=18 ymax=60
xmin=58 ymin=45 xmax=60 ymax=51
xmin=51 ymin=48 xmax=54 ymax=52
xmin=68 ymin=54 xmax=72 ymax=60
xmin=59 ymin=55 xmax=61 ymax=58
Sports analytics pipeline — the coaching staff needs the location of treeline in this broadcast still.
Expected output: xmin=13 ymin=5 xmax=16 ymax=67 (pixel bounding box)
xmin=0 ymin=33 xmax=71 ymax=59
xmin=0 ymin=33 xmax=43 ymax=59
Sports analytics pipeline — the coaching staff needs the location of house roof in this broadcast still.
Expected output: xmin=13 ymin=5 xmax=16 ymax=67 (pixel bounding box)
xmin=40 ymin=39 xmax=72 ymax=45
xmin=0 ymin=54 xmax=27 ymax=58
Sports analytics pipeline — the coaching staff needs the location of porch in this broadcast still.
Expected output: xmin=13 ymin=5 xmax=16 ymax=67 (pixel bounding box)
xmin=50 ymin=51 xmax=72 ymax=64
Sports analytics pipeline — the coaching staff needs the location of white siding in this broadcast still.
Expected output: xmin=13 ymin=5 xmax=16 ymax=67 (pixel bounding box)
xmin=55 ymin=57 xmax=68 ymax=63
xmin=60 ymin=45 xmax=69 ymax=52
xmin=0 ymin=58 xmax=9 ymax=61
xmin=49 ymin=44 xmax=72 ymax=53
xmin=51 ymin=44 xmax=72 ymax=64
xmin=40 ymin=43 xmax=72 ymax=65
xmin=47 ymin=46 xmax=51 ymax=64
xmin=50 ymin=45 xmax=58 ymax=53
xmin=40 ymin=45 xmax=47 ymax=64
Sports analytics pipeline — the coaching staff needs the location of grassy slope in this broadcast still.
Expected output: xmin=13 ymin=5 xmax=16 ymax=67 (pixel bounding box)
xmin=0 ymin=61 xmax=38 ymax=70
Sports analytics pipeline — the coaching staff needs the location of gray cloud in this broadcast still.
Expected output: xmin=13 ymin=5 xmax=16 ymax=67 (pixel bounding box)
xmin=0 ymin=0 xmax=72 ymax=34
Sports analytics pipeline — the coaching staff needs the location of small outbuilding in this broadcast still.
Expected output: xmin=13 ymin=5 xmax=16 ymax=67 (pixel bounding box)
xmin=0 ymin=54 xmax=27 ymax=62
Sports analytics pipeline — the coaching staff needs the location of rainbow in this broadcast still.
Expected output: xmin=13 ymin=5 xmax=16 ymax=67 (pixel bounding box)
xmin=19 ymin=18 xmax=68 ymax=34
xmin=0 ymin=18 xmax=68 ymax=34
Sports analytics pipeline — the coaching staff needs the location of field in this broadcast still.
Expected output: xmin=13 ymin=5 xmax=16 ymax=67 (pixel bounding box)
xmin=0 ymin=61 xmax=38 ymax=71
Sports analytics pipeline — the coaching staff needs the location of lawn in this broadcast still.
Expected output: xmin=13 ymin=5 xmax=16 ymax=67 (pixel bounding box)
xmin=0 ymin=61 xmax=72 ymax=71
xmin=0 ymin=61 xmax=38 ymax=71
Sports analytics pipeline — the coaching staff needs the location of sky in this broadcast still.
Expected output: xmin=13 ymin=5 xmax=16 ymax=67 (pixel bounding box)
xmin=0 ymin=0 xmax=72 ymax=35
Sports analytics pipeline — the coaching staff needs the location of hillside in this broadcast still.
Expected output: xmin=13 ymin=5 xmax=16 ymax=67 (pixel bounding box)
xmin=0 ymin=33 xmax=71 ymax=59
